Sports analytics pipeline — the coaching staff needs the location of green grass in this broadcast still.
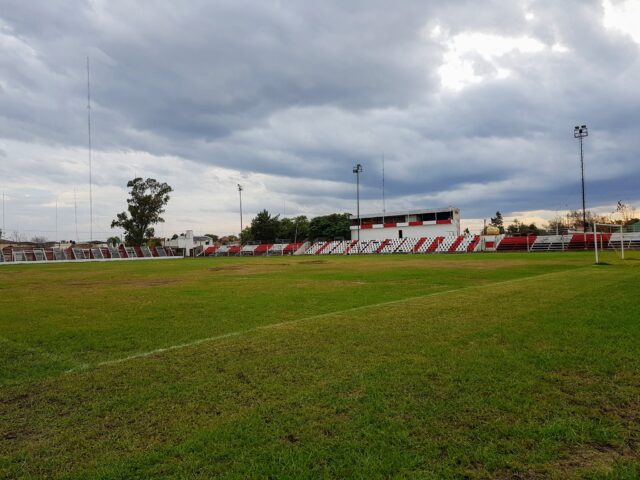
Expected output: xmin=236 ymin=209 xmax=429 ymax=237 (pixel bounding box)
xmin=1 ymin=252 xmax=639 ymax=478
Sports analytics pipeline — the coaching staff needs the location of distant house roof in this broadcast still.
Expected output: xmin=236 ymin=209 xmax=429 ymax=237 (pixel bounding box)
xmin=193 ymin=236 xmax=212 ymax=242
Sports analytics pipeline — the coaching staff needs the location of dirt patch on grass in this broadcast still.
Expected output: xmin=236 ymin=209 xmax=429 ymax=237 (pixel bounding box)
xmin=208 ymin=263 xmax=291 ymax=274
xmin=131 ymin=279 xmax=178 ymax=287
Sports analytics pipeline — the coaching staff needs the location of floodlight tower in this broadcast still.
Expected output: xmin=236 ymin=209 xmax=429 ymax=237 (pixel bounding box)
xmin=353 ymin=163 xmax=363 ymax=254
xmin=237 ymin=184 xmax=243 ymax=238
xmin=574 ymin=124 xmax=588 ymax=237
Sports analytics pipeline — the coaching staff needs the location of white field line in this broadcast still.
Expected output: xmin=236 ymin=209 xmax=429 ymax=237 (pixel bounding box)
xmin=64 ymin=266 xmax=589 ymax=374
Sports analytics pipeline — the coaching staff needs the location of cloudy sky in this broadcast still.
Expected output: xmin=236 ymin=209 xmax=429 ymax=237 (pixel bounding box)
xmin=1 ymin=0 xmax=639 ymax=240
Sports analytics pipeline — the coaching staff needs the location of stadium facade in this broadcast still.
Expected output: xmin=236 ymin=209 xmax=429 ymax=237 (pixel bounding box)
xmin=350 ymin=207 xmax=461 ymax=242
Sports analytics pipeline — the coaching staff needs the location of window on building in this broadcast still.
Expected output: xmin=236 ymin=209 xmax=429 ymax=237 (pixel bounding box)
xmin=419 ymin=212 xmax=436 ymax=221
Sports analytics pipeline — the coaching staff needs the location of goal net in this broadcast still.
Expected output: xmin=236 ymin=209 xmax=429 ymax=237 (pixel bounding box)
xmin=592 ymin=223 xmax=637 ymax=263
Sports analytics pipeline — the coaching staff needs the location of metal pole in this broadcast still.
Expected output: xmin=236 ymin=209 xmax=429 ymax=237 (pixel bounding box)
xmin=580 ymin=135 xmax=586 ymax=245
xmin=382 ymin=154 xmax=385 ymax=224
xmin=238 ymin=184 xmax=243 ymax=238
xmin=357 ymin=168 xmax=360 ymax=254
xmin=87 ymin=57 xmax=93 ymax=243
xmin=593 ymin=222 xmax=599 ymax=264
xmin=620 ymin=224 xmax=625 ymax=260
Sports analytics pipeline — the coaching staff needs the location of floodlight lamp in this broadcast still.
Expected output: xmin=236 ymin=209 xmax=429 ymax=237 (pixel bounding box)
xmin=574 ymin=125 xmax=588 ymax=138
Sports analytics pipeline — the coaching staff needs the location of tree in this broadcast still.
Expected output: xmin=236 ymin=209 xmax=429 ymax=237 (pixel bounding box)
xmin=111 ymin=177 xmax=173 ymax=245
xmin=616 ymin=201 xmax=638 ymax=225
xmin=506 ymin=219 xmax=540 ymax=235
xmin=219 ymin=235 xmax=238 ymax=245
xmin=107 ymin=236 xmax=121 ymax=246
xmin=309 ymin=213 xmax=351 ymax=240
xmin=249 ymin=210 xmax=280 ymax=243
xmin=488 ymin=211 xmax=505 ymax=234
xmin=291 ymin=215 xmax=310 ymax=242
xmin=546 ymin=215 xmax=567 ymax=235
xmin=31 ymin=235 xmax=47 ymax=244
xmin=204 ymin=234 xmax=219 ymax=243
xmin=239 ymin=226 xmax=253 ymax=244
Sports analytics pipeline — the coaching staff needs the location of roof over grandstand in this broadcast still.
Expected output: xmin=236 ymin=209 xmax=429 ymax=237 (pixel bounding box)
xmin=350 ymin=207 xmax=459 ymax=220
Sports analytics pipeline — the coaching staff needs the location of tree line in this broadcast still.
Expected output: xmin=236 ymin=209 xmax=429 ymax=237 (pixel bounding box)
xmin=485 ymin=202 xmax=639 ymax=235
xmin=238 ymin=210 xmax=351 ymax=244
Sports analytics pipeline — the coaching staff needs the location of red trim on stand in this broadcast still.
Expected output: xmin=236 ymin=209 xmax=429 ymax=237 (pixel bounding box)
xmin=436 ymin=219 xmax=452 ymax=225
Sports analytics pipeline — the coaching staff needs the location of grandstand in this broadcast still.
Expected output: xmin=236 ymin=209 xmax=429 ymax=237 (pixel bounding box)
xmin=4 ymin=232 xmax=639 ymax=264
xmin=350 ymin=207 xmax=460 ymax=242
xmin=0 ymin=244 xmax=180 ymax=265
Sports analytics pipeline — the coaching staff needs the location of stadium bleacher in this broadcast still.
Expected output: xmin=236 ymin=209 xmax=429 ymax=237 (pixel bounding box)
xmin=241 ymin=244 xmax=257 ymax=255
xmin=496 ymin=236 xmax=535 ymax=252
xmin=3 ymin=232 xmax=639 ymax=266
xmin=529 ymin=235 xmax=569 ymax=252
xmin=319 ymin=241 xmax=340 ymax=255
xmin=566 ymin=233 xmax=610 ymax=251
xmin=283 ymin=242 xmax=304 ymax=254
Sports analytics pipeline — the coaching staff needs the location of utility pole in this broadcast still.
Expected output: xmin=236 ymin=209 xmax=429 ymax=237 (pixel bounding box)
xmin=353 ymin=164 xmax=363 ymax=254
xmin=87 ymin=57 xmax=93 ymax=243
xmin=237 ymin=184 xmax=243 ymax=238
xmin=574 ymin=125 xmax=588 ymax=245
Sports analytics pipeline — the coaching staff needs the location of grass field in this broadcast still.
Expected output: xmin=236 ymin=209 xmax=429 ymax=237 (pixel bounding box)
xmin=1 ymin=251 xmax=640 ymax=478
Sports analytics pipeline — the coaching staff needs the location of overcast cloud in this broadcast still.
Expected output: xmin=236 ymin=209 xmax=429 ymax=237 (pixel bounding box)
xmin=1 ymin=0 xmax=639 ymax=239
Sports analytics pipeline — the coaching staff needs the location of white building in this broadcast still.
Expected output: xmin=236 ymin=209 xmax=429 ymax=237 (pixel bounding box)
xmin=350 ymin=208 xmax=461 ymax=241
xmin=162 ymin=230 xmax=214 ymax=255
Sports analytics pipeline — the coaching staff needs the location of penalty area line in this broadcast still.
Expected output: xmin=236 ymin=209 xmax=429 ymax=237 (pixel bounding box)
xmin=66 ymin=266 xmax=587 ymax=373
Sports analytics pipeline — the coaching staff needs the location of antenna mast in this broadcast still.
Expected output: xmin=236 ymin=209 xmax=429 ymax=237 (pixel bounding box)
xmin=74 ymin=188 xmax=79 ymax=243
xmin=55 ymin=197 xmax=58 ymax=245
xmin=87 ymin=56 xmax=93 ymax=243
xmin=382 ymin=153 xmax=386 ymax=224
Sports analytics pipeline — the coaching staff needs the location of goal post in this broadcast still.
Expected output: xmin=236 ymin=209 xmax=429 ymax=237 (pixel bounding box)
xmin=593 ymin=222 xmax=625 ymax=263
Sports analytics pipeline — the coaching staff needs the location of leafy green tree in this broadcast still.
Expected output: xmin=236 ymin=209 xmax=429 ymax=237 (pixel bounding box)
xmin=111 ymin=177 xmax=173 ymax=245
xmin=239 ymin=227 xmax=253 ymax=244
xmin=309 ymin=213 xmax=351 ymax=240
xmin=277 ymin=218 xmax=295 ymax=241
xmin=506 ymin=219 xmax=540 ymax=235
xmin=489 ymin=211 xmax=505 ymax=234
xmin=292 ymin=215 xmax=310 ymax=242
xmin=107 ymin=236 xmax=121 ymax=246
xmin=250 ymin=210 xmax=280 ymax=243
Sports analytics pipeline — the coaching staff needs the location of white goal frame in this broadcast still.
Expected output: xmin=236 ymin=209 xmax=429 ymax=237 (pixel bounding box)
xmin=593 ymin=222 xmax=625 ymax=263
